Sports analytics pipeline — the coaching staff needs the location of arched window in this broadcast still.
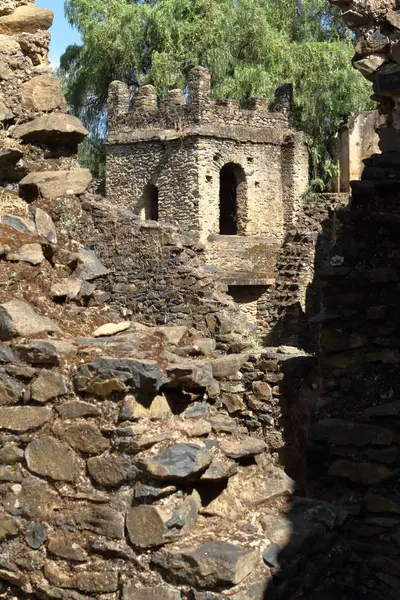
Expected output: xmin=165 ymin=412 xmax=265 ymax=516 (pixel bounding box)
xmin=142 ymin=183 xmax=159 ymax=221
xmin=219 ymin=163 xmax=246 ymax=235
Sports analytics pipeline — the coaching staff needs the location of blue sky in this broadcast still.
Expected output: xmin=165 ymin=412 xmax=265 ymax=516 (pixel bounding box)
xmin=36 ymin=0 xmax=81 ymax=67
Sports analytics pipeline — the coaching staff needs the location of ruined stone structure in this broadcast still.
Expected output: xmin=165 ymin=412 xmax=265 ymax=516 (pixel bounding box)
xmin=333 ymin=110 xmax=380 ymax=192
xmin=4 ymin=1 xmax=400 ymax=599
xmin=106 ymin=70 xmax=309 ymax=315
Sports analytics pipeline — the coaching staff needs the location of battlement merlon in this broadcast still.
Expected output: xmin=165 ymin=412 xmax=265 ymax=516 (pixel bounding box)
xmin=107 ymin=67 xmax=295 ymax=146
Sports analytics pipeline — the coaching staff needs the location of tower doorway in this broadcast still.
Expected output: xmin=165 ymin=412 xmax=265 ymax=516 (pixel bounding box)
xmin=219 ymin=163 xmax=246 ymax=235
xmin=142 ymin=183 xmax=159 ymax=221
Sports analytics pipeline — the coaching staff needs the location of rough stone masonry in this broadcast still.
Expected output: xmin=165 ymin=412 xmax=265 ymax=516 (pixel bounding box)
xmin=0 ymin=1 xmax=353 ymax=600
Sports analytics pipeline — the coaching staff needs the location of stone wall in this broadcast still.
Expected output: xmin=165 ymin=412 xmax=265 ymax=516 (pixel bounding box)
xmin=106 ymin=68 xmax=309 ymax=244
xmin=334 ymin=111 xmax=380 ymax=192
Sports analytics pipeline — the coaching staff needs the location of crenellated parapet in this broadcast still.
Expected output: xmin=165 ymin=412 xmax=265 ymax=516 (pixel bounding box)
xmin=107 ymin=66 xmax=293 ymax=146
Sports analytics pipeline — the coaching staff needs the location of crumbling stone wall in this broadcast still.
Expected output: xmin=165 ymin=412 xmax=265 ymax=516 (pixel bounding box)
xmin=106 ymin=69 xmax=308 ymax=244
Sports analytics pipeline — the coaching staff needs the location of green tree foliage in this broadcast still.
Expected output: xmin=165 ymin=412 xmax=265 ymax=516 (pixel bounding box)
xmin=60 ymin=0 xmax=373 ymax=183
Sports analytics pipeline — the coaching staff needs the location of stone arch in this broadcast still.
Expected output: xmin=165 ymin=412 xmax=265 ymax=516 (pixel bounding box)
xmin=138 ymin=183 xmax=159 ymax=221
xmin=219 ymin=163 xmax=247 ymax=235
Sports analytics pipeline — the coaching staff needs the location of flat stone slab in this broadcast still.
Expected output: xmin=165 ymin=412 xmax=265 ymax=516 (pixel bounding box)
xmin=137 ymin=443 xmax=212 ymax=481
xmin=93 ymin=321 xmax=131 ymax=337
xmin=123 ymin=584 xmax=181 ymax=600
xmin=0 ymin=6 xmax=53 ymax=33
xmin=329 ymin=459 xmax=392 ymax=486
xmin=0 ymin=300 xmax=62 ymax=340
xmin=0 ymin=406 xmax=51 ymax=432
xmin=25 ymin=435 xmax=82 ymax=482
xmin=152 ymin=541 xmax=259 ymax=588
xmin=31 ymin=370 xmax=68 ymax=403
xmin=12 ymin=114 xmax=88 ymax=149
xmin=6 ymin=243 xmax=44 ymax=265
xmin=220 ymin=436 xmax=267 ymax=459
xmin=75 ymin=357 xmax=164 ymax=396
xmin=1 ymin=214 xmax=36 ymax=235
xmin=20 ymin=169 xmax=92 ymax=200
xmin=311 ymin=418 xmax=394 ymax=446
xmin=74 ymin=248 xmax=109 ymax=281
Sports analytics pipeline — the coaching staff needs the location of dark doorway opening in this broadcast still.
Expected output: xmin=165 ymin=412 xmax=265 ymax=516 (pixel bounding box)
xmin=219 ymin=163 xmax=246 ymax=235
xmin=219 ymin=164 xmax=237 ymax=235
xmin=143 ymin=184 xmax=159 ymax=221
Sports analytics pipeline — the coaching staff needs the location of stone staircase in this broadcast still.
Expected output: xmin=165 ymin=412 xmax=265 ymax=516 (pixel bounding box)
xmin=259 ymin=193 xmax=348 ymax=349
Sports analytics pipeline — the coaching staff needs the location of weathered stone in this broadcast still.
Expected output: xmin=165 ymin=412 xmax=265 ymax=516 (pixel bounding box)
xmin=166 ymin=489 xmax=201 ymax=533
xmin=74 ymin=248 xmax=109 ymax=281
xmin=15 ymin=340 xmax=61 ymax=365
xmin=210 ymin=354 xmax=249 ymax=378
xmin=6 ymin=242 xmax=44 ymax=265
xmin=134 ymin=483 xmax=177 ymax=501
xmin=365 ymin=494 xmax=400 ymax=514
xmin=263 ymin=544 xmax=280 ymax=568
xmin=53 ymin=422 xmax=110 ymax=455
xmin=178 ymin=418 xmax=212 ymax=437
xmin=1 ymin=214 xmax=36 ymax=235
xmin=364 ymin=400 xmax=400 ymax=418
xmin=165 ymin=362 xmax=214 ymax=390
xmin=51 ymin=278 xmax=82 ymax=301
xmin=252 ymin=380 xmax=273 ymax=401
xmin=0 ymin=33 xmax=20 ymax=54
xmin=0 ymin=406 xmax=51 ymax=431
xmin=155 ymin=325 xmax=188 ymax=345
xmin=0 ymin=515 xmax=19 ymax=541
xmin=123 ymin=584 xmax=182 ymax=600
xmin=48 ymin=533 xmax=88 ymax=562
xmin=25 ymin=435 xmax=82 ymax=482
xmin=26 ymin=522 xmax=48 ymax=549
xmin=12 ymin=114 xmax=88 ymax=149
xmin=204 ymin=464 xmax=294 ymax=518
xmin=126 ymin=505 xmax=167 ymax=548
xmin=21 ymin=75 xmax=65 ymax=111
xmin=222 ymin=393 xmax=246 ymax=413
xmin=87 ymin=455 xmax=127 ymax=486
xmin=74 ymin=506 xmax=124 ymax=539
xmin=116 ymin=429 xmax=176 ymax=454
xmin=0 ymin=346 xmax=14 ymax=363
xmin=34 ymin=208 xmax=57 ymax=244
xmin=183 ymin=402 xmax=209 ymax=418
xmin=200 ymin=458 xmax=238 ymax=481
xmin=138 ymin=443 xmax=212 ymax=481
xmin=0 ymin=6 xmax=53 ymax=33
xmin=93 ymin=321 xmax=131 ymax=337
xmin=0 ymin=443 xmax=24 ymax=464
xmin=5 ymin=475 xmax=58 ymax=520
xmin=0 ymin=300 xmax=62 ymax=340
xmin=56 ymin=400 xmax=101 ymax=419
xmin=0 ymin=99 xmax=13 ymax=121
xmin=0 ymin=373 xmax=23 ymax=405
xmin=73 ymin=570 xmax=119 ymax=593
xmin=75 ymin=357 xmax=164 ymax=396
xmin=208 ymin=414 xmax=237 ymax=433
xmin=20 ymin=169 xmax=92 ymax=200
xmin=31 ymin=370 xmax=69 ymax=403
xmin=44 ymin=562 xmax=118 ymax=593
xmin=152 ymin=541 xmax=259 ymax=588
xmin=120 ymin=393 xmax=172 ymax=420
xmin=311 ymin=419 xmax=394 ymax=446
xmin=329 ymin=460 xmax=391 ymax=485
xmin=220 ymin=436 xmax=267 ymax=459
